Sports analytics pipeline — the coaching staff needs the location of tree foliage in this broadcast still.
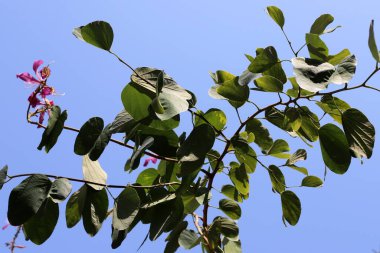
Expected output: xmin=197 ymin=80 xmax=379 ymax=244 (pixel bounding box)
xmin=3 ymin=5 xmax=380 ymax=252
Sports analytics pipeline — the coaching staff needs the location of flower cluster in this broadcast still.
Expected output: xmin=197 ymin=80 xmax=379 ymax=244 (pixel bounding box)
xmin=17 ymin=60 xmax=56 ymax=126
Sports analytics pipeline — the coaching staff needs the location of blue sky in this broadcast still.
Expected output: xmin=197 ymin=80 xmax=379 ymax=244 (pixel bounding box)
xmin=1 ymin=1 xmax=380 ymax=252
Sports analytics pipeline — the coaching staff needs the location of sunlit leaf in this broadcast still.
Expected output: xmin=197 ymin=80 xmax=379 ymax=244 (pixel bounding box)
xmin=194 ymin=108 xmax=227 ymax=132
xmin=369 ymin=20 xmax=380 ymax=62
xmin=232 ymin=138 xmax=257 ymax=173
xmin=306 ymin=33 xmax=329 ymax=61
xmin=229 ymin=163 xmax=249 ymax=196
xmin=316 ymin=95 xmax=351 ymax=124
xmin=82 ymin=155 xmax=107 ymax=190
xmin=253 ymin=75 xmax=283 ymax=92
xmin=248 ymin=46 xmax=278 ymax=73
xmin=221 ymin=185 xmax=244 ymax=203
xmin=268 ymin=165 xmax=286 ymax=193
xmin=178 ymin=229 xmax=200 ymax=249
xmin=310 ymin=14 xmax=334 ymax=35
xmin=245 ymin=118 xmax=273 ymax=152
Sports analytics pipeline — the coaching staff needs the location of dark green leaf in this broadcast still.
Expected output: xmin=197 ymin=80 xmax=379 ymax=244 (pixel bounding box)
xmin=268 ymin=165 xmax=286 ymax=193
xmin=49 ymin=178 xmax=72 ymax=203
xmin=126 ymin=137 xmax=155 ymax=171
xmin=342 ymin=108 xmax=375 ymax=159
xmin=219 ymin=199 xmax=242 ymax=220
xmin=111 ymin=227 xmax=127 ymax=249
xmin=248 ymin=46 xmax=278 ymax=73
xmin=0 ymin=165 xmax=8 ymax=190
xmin=296 ymin=106 xmax=320 ymax=142
xmin=232 ymin=138 xmax=257 ymax=173
xmin=319 ymin=124 xmax=351 ymax=174
xmin=164 ymin=221 xmax=188 ymax=253
xmin=369 ymin=20 xmax=380 ymax=62
xmin=23 ymin=198 xmax=59 ymax=245
xmin=82 ymin=187 xmax=109 ymax=236
xmin=37 ymin=106 xmax=68 ymax=153
xmin=74 ymin=117 xmax=104 ymax=156
xmin=284 ymin=108 xmax=302 ymax=131
xmin=194 ymin=108 xmax=227 ymax=132
xmin=112 ymin=187 xmax=140 ymax=231
xmin=178 ymin=229 xmax=200 ymax=249
xmin=66 ymin=185 xmax=87 ymax=228
xmin=218 ymin=217 xmax=239 ymax=240
xmin=245 ymin=118 xmax=273 ymax=152
xmin=73 ymin=21 xmax=113 ymax=50
xmin=8 ymin=175 xmax=52 ymax=226
xmin=89 ymin=124 xmax=112 ymax=161
xmin=177 ymin=124 xmax=215 ymax=176
xmin=302 ymin=176 xmax=323 ymax=187
xmin=310 ymin=14 xmax=334 ymax=35
xmin=221 ymin=185 xmax=244 ymax=203
xmin=229 ymin=163 xmax=249 ymax=196
xmin=316 ymin=95 xmax=351 ymax=124
xmin=281 ymin=190 xmax=301 ymax=226
xmin=254 ymin=76 xmax=283 ymax=92
xmin=263 ymin=62 xmax=287 ymax=84
xmin=267 ymin=6 xmax=285 ymax=29
xmin=82 ymin=155 xmax=107 ymax=190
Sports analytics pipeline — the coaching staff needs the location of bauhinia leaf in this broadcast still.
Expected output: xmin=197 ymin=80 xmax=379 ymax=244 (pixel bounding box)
xmin=73 ymin=21 xmax=113 ymax=51
xmin=266 ymin=6 xmax=285 ymax=29
xmin=82 ymin=155 xmax=108 ymax=190
xmin=281 ymin=190 xmax=301 ymax=226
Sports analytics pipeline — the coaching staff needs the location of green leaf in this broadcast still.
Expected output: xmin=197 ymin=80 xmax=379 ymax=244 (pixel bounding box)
xmin=286 ymin=77 xmax=315 ymax=98
xmin=232 ymin=138 xmax=257 ymax=173
xmin=23 ymin=198 xmax=59 ymax=245
xmin=82 ymin=187 xmax=109 ymax=236
xmin=0 ymin=165 xmax=8 ymax=190
xmin=266 ymin=139 xmax=290 ymax=158
xmin=268 ymin=165 xmax=286 ymax=193
xmin=194 ymin=108 xmax=227 ymax=132
xmin=342 ymin=108 xmax=375 ymax=159
xmin=89 ymin=124 xmax=113 ymax=161
xmin=254 ymin=76 xmax=283 ymax=92
xmin=316 ymin=95 xmax=351 ymax=124
xmin=37 ymin=106 xmax=68 ymax=153
xmin=286 ymin=149 xmax=307 ymax=166
xmin=245 ymin=118 xmax=273 ymax=152
xmin=49 ymin=178 xmax=72 ymax=203
xmin=291 ymin=58 xmax=335 ymax=92
xmin=223 ymin=237 xmax=242 ymax=253
xmin=327 ymin=49 xmax=351 ymax=65
xmin=82 ymin=155 xmax=107 ymax=190
xmin=310 ymin=14 xmax=334 ymax=35
xmin=302 ymin=176 xmax=323 ymax=187
xmin=229 ymin=163 xmax=249 ymax=195
xmin=214 ymin=71 xmax=249 ymax=102
xmin=221 ymin=185 xmax=244 ymax=203
xmin=263 ymin=62 xmax=287 ymax=84
xmin=319 ymin=124 xmax=351 ymax=174
xmin=219 ymin=199 xmax=242 ymax=220
xmin=129 ymin=67 xmax=191 ymax=120
xmin=66 ymin=185 xmax=87 ymax=228
xmin=8 ymin=175 xmax=52 ymax=226
xmin=281 ymin=191 xmax=301 ymax=226
xmin=284 ymin=108 xmax=302 ymax=131
xmin=286 ymin=165 xmax=309 ymax=176
xmin=126 ymin=137 xmax=155 ymax=171
xmin=121 ymin=83 xmax=153 ymax=121
xmin=178 ymin=229 xmax=200 ymax=249
xmin=164 ymin=222 xmax=188 ymax=253
xmin=248 ymin=46 xmax=278 ymax=73
xmin=73 ymin=21 xmax=113 ymax=50
xmin=112 ymin=187 xmax=140 ymax=231
xmin=136 ymin=168 xmax=159 ymax=186
xmin=74 ymin=117 xmax=104 ymax=156
xmin=218 ymin=217 xmax=239 ymax=240
xmin=306 ymin=33 xmax=329 ymax=61
xmin=267 ymin=6 xmax=285 ymax=29
xmin=296 ymin=106 xmax=320 ymax=142
xmin=177 ymin=124 xmax=215 ymax=176
xmin=369 ymin=20 xmax=380 ymax=62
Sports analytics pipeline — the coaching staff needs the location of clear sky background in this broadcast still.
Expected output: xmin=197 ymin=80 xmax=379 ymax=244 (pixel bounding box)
xmin=1 ymin=1 xmax=380 ymax=252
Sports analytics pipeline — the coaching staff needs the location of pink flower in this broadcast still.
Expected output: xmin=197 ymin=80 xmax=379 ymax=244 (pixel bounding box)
xmin=2 ymin=222 xmax=10 ymax=230
xmin=40 ymin=86 xmax=54 ymax=98
xmin=27 ymin=93 xmax=41 ymax=108
xmin=143 ymin=157 xmax=158 ymax=166
xmin=17 ymin=60 xmax=50 ymax=85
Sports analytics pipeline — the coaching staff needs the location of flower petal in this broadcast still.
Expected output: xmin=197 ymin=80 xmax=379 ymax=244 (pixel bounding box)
xmin=16 ymin=72 xmax=40 ymax=84
xmin=28 ymin=93 xmax=41 ymax=108
xmin=33 ymin=60 xmax=44 ymax=73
